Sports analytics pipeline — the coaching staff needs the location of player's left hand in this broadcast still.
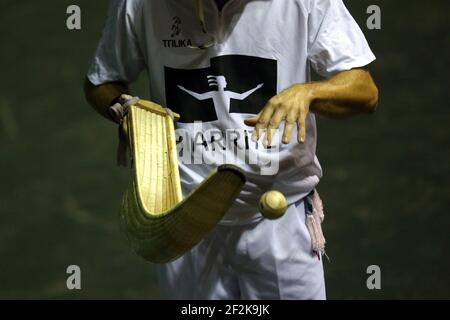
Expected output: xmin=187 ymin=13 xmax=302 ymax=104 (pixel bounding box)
xmin=244 ymin=83 xmax=314 ymax=145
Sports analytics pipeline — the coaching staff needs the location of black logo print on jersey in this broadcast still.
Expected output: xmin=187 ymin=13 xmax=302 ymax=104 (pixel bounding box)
xmin=170 ymin=16 xmax=181 ymax=38
xmin=164 ymin=55 xmax=277 ymax=123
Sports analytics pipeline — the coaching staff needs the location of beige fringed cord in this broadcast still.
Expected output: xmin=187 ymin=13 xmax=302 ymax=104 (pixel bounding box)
xmin=305 ymin=190 xmax=328 ymax=260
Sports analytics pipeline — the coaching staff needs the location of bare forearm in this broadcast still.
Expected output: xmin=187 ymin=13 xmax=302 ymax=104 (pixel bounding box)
xmin=84 ymin=78 xmax=130 ymax=122
xmin=244 ymin=68 xmax=379 ymax=144
xmin=309 ymin=68 xmax=379 ymax=119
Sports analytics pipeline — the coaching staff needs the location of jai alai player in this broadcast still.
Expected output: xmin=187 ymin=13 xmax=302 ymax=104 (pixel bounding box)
xmin=85 ymin=0 xmax=378 ymax=300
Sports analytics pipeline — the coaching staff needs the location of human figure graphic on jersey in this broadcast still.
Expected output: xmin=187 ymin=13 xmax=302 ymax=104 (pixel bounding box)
xmin=178 ymin=75 xmax=264 ymax=120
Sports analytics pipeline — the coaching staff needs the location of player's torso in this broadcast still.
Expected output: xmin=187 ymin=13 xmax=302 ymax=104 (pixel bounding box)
xmin=133 ymin=0 xmax=311 ymax=109
xmin=128 ymin=0 xmax=322 ymax=220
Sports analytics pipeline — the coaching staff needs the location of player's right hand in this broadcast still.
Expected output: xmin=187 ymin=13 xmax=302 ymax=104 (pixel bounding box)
xmin=109 ymin=94 xmax=140 ymax=124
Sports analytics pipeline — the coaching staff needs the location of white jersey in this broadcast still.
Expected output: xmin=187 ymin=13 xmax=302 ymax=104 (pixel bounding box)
xmin=88 ymin=0 xmax=375 ymax=225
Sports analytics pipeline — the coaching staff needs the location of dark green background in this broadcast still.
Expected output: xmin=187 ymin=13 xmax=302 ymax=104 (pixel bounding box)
xmin=1 ymin=0 xmax=449 ymax=299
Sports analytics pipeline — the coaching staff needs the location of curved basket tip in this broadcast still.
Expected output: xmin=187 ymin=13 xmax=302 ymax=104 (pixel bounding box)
xmin=217 ymin=164 xmax=246 ymax=183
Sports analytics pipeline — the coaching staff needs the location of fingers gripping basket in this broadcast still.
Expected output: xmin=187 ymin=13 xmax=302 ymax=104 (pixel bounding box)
xmin=119 ymin=100 xmax=246 ymax=263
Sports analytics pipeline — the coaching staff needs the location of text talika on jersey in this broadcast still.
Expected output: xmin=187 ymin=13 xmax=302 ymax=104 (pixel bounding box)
xmin=162 ymin=39 xmax=193 ymax=48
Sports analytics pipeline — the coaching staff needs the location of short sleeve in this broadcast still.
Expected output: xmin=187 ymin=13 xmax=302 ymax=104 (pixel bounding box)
xmin=307 ymin=0 xmax=376 ymax=78
xmin=87 ymin=0 xmax=145 ymax=85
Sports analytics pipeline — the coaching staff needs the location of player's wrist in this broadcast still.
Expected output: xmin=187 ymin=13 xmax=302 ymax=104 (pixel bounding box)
xmin=108 ymin=94 xmax=140 ymax=124
xmin=109 ymin=94 xmax=122 ymax=108
xmin=287 ymin=83 xmax=317 ymax=107
xmin=302 ymin=82 xmax=321 ymax=105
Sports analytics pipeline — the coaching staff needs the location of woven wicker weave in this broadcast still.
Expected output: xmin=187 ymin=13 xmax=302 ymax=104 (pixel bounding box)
xmin=119 ymin=100 xmax=246 ymax=263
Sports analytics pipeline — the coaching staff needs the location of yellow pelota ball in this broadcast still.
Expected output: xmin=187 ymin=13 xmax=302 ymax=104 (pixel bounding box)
xmin=259 ymin=190 xmax=288 ymax=220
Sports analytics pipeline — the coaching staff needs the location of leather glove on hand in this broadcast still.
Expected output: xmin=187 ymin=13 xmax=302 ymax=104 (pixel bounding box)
xmin=109 ymin=94 xmax=140 ymax=124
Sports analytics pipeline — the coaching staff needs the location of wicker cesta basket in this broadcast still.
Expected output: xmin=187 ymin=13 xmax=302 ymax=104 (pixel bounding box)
xmin=119 ymin=100 xmax=246 ymax=263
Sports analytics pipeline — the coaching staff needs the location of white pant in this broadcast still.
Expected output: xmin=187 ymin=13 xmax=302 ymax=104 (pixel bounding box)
xmin=157 ymin=199 xmax=326 ymax=300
